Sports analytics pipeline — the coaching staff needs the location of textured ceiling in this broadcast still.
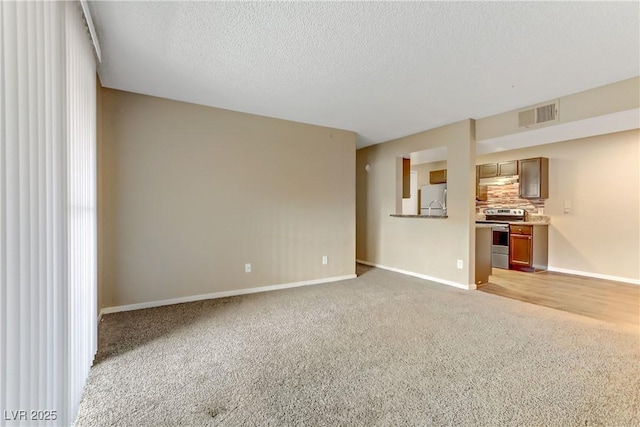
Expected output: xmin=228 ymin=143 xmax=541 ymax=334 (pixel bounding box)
xmin=89 ymin=1 xmax=639 ymax=148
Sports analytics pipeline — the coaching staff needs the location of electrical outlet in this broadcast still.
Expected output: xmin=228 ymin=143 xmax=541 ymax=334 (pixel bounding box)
xmin=245 ymin=263 xmax=251 ymax=273
xmin=322 ymin=255 xmax=328 ymax=265
xmin=457 ymin=259 xmax=463 ymax=269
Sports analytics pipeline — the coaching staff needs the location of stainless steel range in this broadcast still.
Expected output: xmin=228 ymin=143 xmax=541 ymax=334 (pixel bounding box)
xmin=478 ymin=209 xmax=525 ymax=269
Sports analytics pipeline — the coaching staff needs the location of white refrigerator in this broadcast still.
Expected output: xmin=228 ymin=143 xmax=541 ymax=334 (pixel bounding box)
xmin=420 ymin=183 xmax=447 ymax=216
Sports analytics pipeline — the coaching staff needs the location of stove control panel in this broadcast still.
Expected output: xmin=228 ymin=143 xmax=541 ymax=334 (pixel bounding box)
xmin=485 ymin=208 xmax=524 ymax=216
xmin=484 ymin=208 xmax=526 ymax=222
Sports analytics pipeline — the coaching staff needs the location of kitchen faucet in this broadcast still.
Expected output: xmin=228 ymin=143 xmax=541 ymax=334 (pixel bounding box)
xmin=427 ymin=199 xmax=444 ymax=216
xmin=443 ymin=188 xmax=447 ymax=212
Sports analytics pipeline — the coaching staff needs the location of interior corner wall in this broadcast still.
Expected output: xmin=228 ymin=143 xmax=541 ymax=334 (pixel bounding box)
xmin=99 ymin=89 xmax=356 ymax=308
xmin=356 ymin=120 xmax=476 ymax=287
xmin=476 ymin=129 xmax=640 ymax=281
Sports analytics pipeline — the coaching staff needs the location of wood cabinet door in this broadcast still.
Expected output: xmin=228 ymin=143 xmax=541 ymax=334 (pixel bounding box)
xmin=479 ymin=163 xmax=498 ymax=178
xmin=519 ymin=157 xmax=549 ymax=199
xmin=402 ymin=158 xmax=410 ymax=198
xmin=475 ymin=165 xmax=487 ymax=201
xmin=498 ymin=161 xmax=518 ymax=176
xmin=519 ymin=158 xmax=540 ymax=198
xmin=429 ymin=169 xmax=447 ymax=184
xmin=476 ymin=185 xmax=488 ymax=201
xmin=510 ymin=234 xmax=532 ymax=267
xmin=510 ymin=224 xmax=532 ymax=235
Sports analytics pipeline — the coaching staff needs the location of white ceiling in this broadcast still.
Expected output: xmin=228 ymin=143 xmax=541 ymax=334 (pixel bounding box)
xmin=89 ymin=1 xmax=640 ymax=149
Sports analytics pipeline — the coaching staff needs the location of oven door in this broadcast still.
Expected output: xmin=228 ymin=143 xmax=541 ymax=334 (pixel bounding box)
xmin=492 ymin=226 xmax=509 ymax=247
xmin=491 ymin=225 xmax=509 ymax=269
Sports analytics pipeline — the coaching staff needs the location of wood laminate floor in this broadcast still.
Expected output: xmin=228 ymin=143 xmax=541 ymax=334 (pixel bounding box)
xmin=479 ymin=268 xmax=640 ymax=327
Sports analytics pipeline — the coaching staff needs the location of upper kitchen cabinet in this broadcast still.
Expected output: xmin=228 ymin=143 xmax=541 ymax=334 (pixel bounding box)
xmin=498 ymin=161 xmax=518 ymax=176
xmin=478 ymin=161 xmax=518 ymax=178
xmin=519 ymin=157 xmax=549 ymax=199
xmin=402 ymin=158 xmax=411 ymax=198
xmin=476 ymin=166 xmax=488 ymax=201
xmin=429 ymin=169 xmax=447 ymax=184
xmin=478 ymin=163 xmax=498 ymax=178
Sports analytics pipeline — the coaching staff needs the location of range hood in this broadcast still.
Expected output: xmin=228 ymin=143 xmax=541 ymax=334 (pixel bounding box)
xmin=478 ymin=175 xmax=519 ymax=186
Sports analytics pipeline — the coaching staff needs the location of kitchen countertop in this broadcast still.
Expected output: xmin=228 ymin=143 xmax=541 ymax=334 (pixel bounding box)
xmin=476 ymin=220 xmax=549 ymax=226
xmin=475 ymin=223 xmax=494 ymax=229
xmin=476 ymin=213 xmax=550 ymax=225
xmin=389 ymin=214 xmax=549 ymax=225
xmin=390 ymin=214 xmax=448 ymax=219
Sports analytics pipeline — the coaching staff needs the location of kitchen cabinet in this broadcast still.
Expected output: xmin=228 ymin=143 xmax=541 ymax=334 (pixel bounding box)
xmin=509 ymin=224 xmax=548 ymax=272
xmin=476 ymin=165 xmax=487 ymax=201
xmin=519 ymin=157 xmax=549 ymax=199
xmin=402 ymin=158 xmax=410 ymax=198
xmin=429 ymin=169 xmax=447 ymax=184
xmin=478 ymin=161 xmax=518 ymax=178
xmin=510 ymin=229 xmax=532 ymax=268
xmin=478 ymin=163 xmax=498 ymax=178
xmin=498 ymin=161 xmax=518 ymax=176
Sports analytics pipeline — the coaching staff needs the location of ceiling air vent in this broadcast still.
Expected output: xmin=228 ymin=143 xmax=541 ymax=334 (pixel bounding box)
xmin=518 ymin=101 xmax=558 ymax=127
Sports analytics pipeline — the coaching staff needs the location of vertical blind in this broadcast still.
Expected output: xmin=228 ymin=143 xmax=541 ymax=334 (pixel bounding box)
xmin=0 ymin=1 xmax=97 ymax=425
xmin=65 ymin=1 xmax=97 ymax=423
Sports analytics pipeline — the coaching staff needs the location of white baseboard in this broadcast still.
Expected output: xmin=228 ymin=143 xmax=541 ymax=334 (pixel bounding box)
xmin=356 ymin=259 xmax=474 ymax=290
xmin=547 ymin=266 xmax=640 ymax=286
xmin=99 ymin=274 xmax=357 ymax=316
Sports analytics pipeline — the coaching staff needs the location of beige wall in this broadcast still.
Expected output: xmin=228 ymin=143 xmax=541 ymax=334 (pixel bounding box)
xmin=100 ymin=89 xmax=356 ymax=308
xmin=477 ymin=129 xmax=640 ymax=281
xmin=356 ymin=120 xmax=477 ymax=287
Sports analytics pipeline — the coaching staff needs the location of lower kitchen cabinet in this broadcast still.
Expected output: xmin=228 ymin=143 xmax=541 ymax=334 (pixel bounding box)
xmin=509 ymin=224 xmax=548 ymax=272
xmin=510 ymin=233 xmax=532 ymax=267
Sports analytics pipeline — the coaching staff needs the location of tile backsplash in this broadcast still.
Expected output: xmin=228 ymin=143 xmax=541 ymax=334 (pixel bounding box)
xmin=476 ymin=183 xmax=545 ymax=213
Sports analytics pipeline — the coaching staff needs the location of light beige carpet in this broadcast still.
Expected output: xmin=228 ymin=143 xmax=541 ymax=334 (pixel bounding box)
xmin=75 ymin=265 xmax=640 ymax=426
